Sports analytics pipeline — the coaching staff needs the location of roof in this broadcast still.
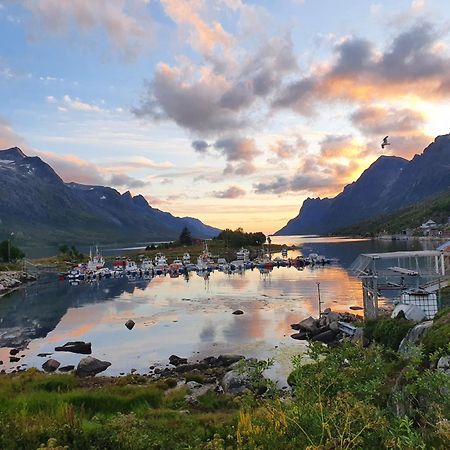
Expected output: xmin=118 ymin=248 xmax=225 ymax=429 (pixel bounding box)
xmin=437 ymin=240 xmax=450 ymax=252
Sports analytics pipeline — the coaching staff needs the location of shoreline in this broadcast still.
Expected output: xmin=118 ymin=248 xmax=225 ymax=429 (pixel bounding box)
xmin=0 ymin=271 xmax=37 ymax=298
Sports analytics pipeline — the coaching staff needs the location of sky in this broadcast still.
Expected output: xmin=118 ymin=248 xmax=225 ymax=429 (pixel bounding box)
xmin=1 ymin=0 xmax=450 ymax=234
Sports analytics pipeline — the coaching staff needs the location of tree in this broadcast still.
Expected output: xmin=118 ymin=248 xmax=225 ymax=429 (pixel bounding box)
xmin=0 ymin=240 xmax=25 ymax=262
xmin=179 ymin=227 xmax=193 ymax=245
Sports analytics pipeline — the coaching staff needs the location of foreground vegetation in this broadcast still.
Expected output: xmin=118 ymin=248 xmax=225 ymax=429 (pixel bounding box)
xmin=1 ymin=310 xmax=450 ymax=449
xmin=338 ymin=189 xmax=450 ymax=236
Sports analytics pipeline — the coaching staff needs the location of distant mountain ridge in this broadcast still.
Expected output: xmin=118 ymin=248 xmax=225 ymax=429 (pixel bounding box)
xmin=276 ymin=134 xmax=450 ymax=235
xmin=0 ymin=147 xmax=220 ymax=248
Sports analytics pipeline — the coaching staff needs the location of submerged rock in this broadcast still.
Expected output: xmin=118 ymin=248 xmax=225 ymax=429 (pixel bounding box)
xmin=217 ymin=354 xmax=244 ymax=367
xmin=232 ymin=310 xmax=244 ymax=315
xmin=76 ymin=356 xmax=111 ymax=377
xmin=42 ymin=359 xmax=60 ymax=372
xmin=9 ymin=348 xmax=19 ymax=356
xmin=169 ymin=355 xmax=188 ymax=366
xmin=55 ymin=341 xmax=92 ymax=354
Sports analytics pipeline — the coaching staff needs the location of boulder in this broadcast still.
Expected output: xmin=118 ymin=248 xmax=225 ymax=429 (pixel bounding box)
xmin=217 ymin=354 xmax=244 ymax=367
xmin=55 ymin=341 xmax=92 ymax=354
xmin=76 ymin=356 xmax=111 ymax=377
xmin=9 ymin=348 xmax=19 ymax=356
xmin=312 ymin=330 xmax=338 ymax=344
xmin=58 ymin=365 xmax=75 ymax=372
xmin=232 ymin=310 xmax=244 ymax=315
xmin=42 ymin=359 xmax=60 ymax=372
xmin=329 ymin=321 xmax=340 ymax=332
xmin=169 ymin=355 xmax=188 ymax=366
xmin=290 ymin=332 xmax=309 ymax=340
xmin=398 ymin=321 xmax=433 ymax=353
xmin=222 ymin=370 xmax=251 ymax=395
xmin=297 ymin=316 xmax=319 ymax=334
xmin=437 ymin=356 xmax=450 ymax=376
xmin=125 ymin=319 xmax=135 ymax=330
xmin=9 ymin=356 xmax=20 ymax=363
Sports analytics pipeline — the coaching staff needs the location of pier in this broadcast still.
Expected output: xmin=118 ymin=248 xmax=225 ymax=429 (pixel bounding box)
xmin=351 ymin=247 xmax=450 ymax=319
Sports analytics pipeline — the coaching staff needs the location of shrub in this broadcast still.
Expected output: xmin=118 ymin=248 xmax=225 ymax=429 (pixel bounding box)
xmin=364 ymin=317 xmax=414 ymax=350
xmin=422 ymin=309 xmax=450 ymax=355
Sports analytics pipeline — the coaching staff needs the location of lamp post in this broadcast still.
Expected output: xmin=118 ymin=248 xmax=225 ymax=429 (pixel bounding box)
xmin=317 ymin=282 xmax=323 ymax=317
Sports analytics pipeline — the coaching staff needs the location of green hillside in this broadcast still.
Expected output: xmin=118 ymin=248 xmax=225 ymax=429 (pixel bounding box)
xmin=337 ymin=189 xmax=450 ymax=236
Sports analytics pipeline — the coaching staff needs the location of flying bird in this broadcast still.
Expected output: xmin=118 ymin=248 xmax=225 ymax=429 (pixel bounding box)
xmin=381 ymin=136 xmax=390 ymax=149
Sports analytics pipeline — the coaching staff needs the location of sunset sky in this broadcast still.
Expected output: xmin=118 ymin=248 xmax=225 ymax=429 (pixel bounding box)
xmin=1 ymin=0 xmax=450 ymax=234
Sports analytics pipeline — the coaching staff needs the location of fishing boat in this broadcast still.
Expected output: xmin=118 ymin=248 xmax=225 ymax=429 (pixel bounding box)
xmin=125 ymin=260 xmax=138 ymax=276
xmin=154 ymin=253 xmax=169 ymax=273
xmin=67 ymin=266 xmax=85 ymax=281
xmin=197 ymin=243 xmax=214 ymax=271
xmin=169 ymin=259 xmax=183 ymax=273
xmin=141 ymin=258 xmax=154 ymax=273
xmin=217 ymin=257 xmax=229 ymax=271
xmin=182 ymin=253 xmax=191 ymax=265
xmin=229 ymin=247 xmax=250 ymax=269
xmin=86 ymin=246 xmax=105 ymax=272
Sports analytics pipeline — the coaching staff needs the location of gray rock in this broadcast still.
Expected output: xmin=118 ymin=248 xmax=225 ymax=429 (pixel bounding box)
xmin=169 ymin=355 xmax=188 ymax=366
xmin=297 ymin=316 xmax=319 ymax=334
xmin=222 ymin=370 xmax=251 ymax=395
xmin=42 ymin=359 xmax=60 ymax=372
xmin=329 ymin=321 xmax=340 ymax=332
xmin=186 ymin=381 xmax=203 ymax=389
xmin=76 ymin=356 xmax=111 ymax=377
xmin=58 ymin=365 xmax=75 ymax=372
xmin=437 ymin=356 xmax=450 ymax=375
xmin=218 ymin=354 xmax=244 ymax=367
xmin=125 ymin=319 xmax=135 ymax=330
xmin=312 ymin=330 xmax=338 ymax=344
xmin=55 ymin=341 xmax=92 ymax=354
xmin=398 ymin=321 xmax=433 ymax=353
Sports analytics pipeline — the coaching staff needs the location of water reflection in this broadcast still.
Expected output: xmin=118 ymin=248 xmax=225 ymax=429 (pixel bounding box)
xmin=0 ymin=238 xmax=430 ymax=377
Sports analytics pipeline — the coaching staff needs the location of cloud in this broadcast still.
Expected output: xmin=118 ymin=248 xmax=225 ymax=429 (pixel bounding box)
xmin=62 ymin=95 xmax=103 ymax=113
xmin=133 ymin=0 xmax=297 ymax=136
xmin=269 ymin=136 xmax=308 ymax=159
xmin=213 ymin=185 xmax=246 ymax=198
xmin=350 ymin=105 xmax=426 ymax=136
xmin=213 ymin=136 xmax=260 ymax=174
xmin=19 ymin=0 xmax=154 ymax=60
xmin=109 ymin=173 xmax=147 ymax=188
xmin=254 ymin=174 xmax=336 ymax=195
xmin=191 ymin=139 xmax=210 ymax=154
xmin=273 ymin=22 xmax=450 ymax=114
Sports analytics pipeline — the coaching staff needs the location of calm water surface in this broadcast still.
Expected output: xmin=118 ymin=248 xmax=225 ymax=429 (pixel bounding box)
xmin=0 ymin=236 xmax=432 ymax=382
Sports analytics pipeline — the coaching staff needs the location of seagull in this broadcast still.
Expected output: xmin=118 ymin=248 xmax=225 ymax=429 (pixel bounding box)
xmin=381 ymin=136 xmax=390 ymax=149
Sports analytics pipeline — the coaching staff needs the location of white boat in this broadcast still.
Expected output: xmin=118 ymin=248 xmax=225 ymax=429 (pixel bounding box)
xmin=125 ymin=260 xmax=138 ymax=275
xmin=86 ymin=246 xmax=105 ymax=272
xmin=281 ymin=247 xmax=288 ymax=257
xmin=236 ymin=247 xmax=250 ymax=262
xmin=217 ymin=257 xmax=229 ymax=271
xmin=67 ymin=266 xmax=85 ymax=281
xmin=154 ymin=253 xmax=169 ymax=272
xmin=182 ymin=253 xmax=191 ymax=265
xmin=197 ymin=243 xmax=214 ymax=271
xmin=141 ymin=258 xmax=154 ymax=272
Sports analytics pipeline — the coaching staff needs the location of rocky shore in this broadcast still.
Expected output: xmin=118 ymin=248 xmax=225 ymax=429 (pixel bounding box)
xmin=0 ymin=271 xmax=37 ymax=296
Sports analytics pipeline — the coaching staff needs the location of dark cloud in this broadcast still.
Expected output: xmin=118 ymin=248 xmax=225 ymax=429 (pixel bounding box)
xmin=213 ymin=136 xmax=260 ymax=174
xmin=254 ymin=174 xmax=335 ymax=195
xmin=191 ymin=140 xmax=210 ymax=154
xmin=273 ymin=21 xmax=450 ymax=114
xmin=133 ymin=34 xmax=297 ymax=134
xmin=213 ymin=185 xmax=246 ymax=198
xmin=109 ymin=173 xmax=147 ymax=188
xmin=269 ymin=136 xmax=308 ymax=159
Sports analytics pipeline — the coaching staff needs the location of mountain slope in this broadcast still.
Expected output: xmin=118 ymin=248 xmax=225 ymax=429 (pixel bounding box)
xmin=276 ymin=134 xmax=450 ymax=235
xmin=0 ymin=147 xmax=220 ymax=248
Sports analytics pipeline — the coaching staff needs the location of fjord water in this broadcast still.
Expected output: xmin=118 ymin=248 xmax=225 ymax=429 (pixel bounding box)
xmin=0 ymin=237 xmax=430 ymax=380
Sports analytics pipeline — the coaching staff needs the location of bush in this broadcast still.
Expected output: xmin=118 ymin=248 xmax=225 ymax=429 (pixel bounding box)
xmin=364 ymin=317 xmax=414 ymax=350
xmin=422 ymin=308 xmax=450 ymax=355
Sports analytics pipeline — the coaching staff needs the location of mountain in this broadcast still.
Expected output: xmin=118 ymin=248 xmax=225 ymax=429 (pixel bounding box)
xmin=337 ymin=189 xmax=450 ymax=236
xmin=0 ymin=147 xmax=220 ymax=249
xmin=276 ymin=134 xmax=450 ymax=235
